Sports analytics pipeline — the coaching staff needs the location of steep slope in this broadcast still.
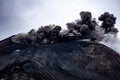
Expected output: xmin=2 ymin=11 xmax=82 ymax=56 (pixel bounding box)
xmin=0 ymin=39 xmax=120 ymax=80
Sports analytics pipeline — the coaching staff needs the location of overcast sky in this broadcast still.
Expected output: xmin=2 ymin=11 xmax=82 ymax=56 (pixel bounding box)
xmin=0 ymin=0 xmax=120 ymax=40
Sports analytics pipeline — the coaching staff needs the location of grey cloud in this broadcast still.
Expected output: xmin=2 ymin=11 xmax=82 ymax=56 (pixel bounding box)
xmin=0 ymin=0 xmax=43 ymax=40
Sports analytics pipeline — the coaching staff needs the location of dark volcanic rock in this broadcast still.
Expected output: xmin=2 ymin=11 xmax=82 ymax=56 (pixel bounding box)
xmin=0 ymin=38 xmax=120 ymax=80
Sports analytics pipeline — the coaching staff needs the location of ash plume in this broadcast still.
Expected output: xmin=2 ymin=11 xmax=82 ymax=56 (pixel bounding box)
xmin=98 ymin=12 xmax=118 ymax=33
xmin=12 ymin=11 xmax=119 ymax=47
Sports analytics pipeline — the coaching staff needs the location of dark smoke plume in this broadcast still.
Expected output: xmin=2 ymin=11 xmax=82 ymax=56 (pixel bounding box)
xmin=98 ymin=12 xmax=118 ymax=33
xmin=12 ymin=11 xmax=119 ymax=45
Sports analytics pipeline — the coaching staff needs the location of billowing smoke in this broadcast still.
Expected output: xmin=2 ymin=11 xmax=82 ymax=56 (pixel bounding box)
xmin=98 ymin=12 xmax=120 ymax=55
xmin=98 ymin=12 xmax=118 ymax=33
xmin=11 ymin=11 xmax=120 ymax=54
xmin=12 ymin=25 xmax=62 ymax=44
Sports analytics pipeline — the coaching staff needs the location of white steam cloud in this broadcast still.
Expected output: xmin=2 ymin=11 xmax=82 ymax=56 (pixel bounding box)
xmin=101 ymin=34 xmax=120 ymax=55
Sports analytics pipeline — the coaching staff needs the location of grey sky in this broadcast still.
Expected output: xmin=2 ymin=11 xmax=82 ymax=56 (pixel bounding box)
xmin=0 ymin=0 xmax=120 ymax=40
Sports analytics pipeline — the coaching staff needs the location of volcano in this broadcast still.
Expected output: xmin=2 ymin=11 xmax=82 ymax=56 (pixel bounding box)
xmin=0 ymin=11 xmax=120 ymax=80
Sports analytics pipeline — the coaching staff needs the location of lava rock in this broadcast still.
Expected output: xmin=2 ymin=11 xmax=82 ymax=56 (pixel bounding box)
xmin=0 ymin=38 xmax=120 ymax=80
